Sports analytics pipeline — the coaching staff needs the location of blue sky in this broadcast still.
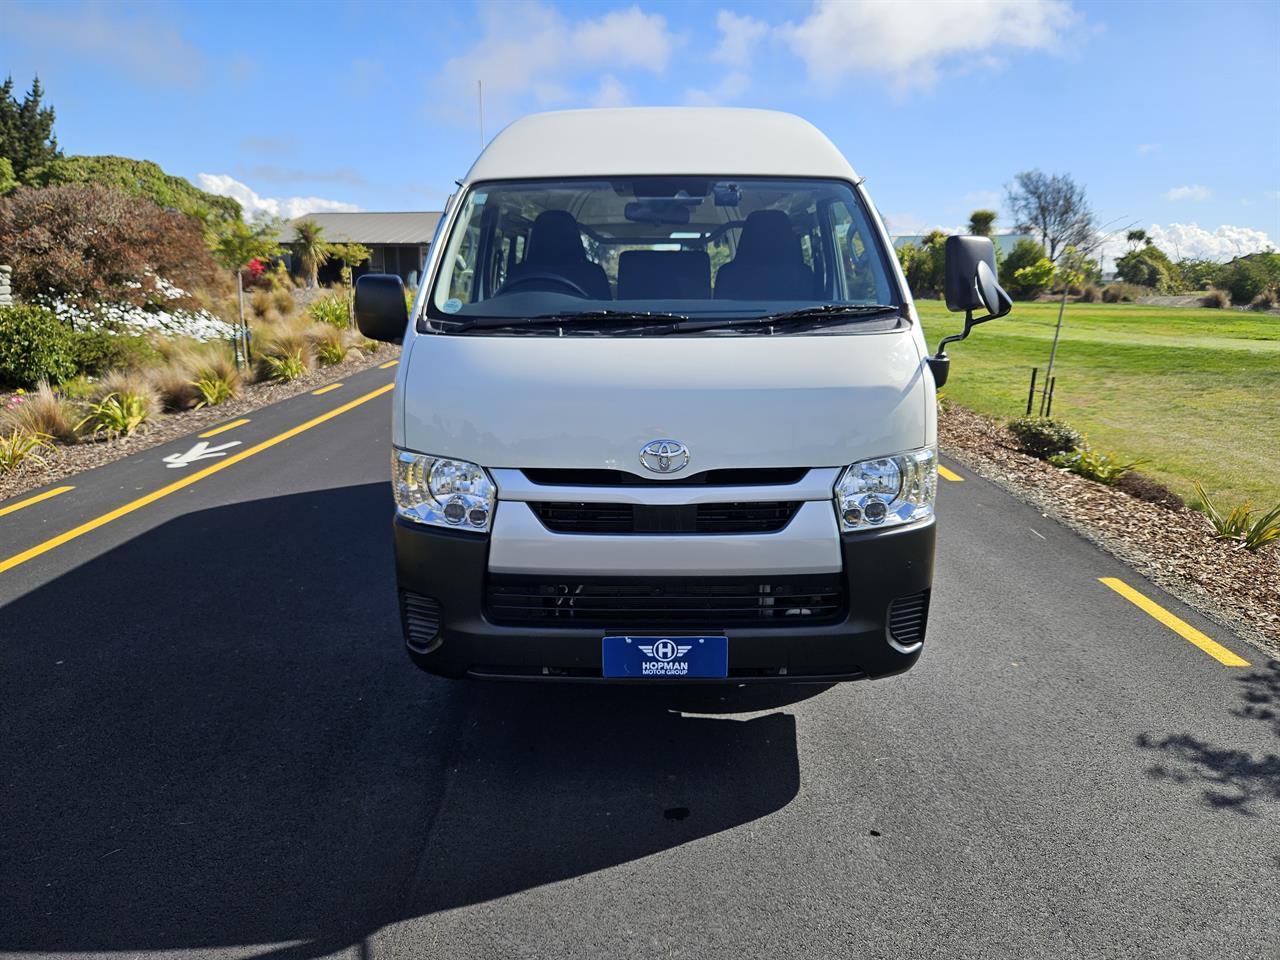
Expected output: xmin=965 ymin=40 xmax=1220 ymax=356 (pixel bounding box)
xmin=3 ymin=0 xmax=1277 ymax=260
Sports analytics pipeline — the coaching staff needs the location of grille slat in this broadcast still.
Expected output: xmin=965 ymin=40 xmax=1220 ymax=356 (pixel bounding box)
xmin=887 ymin=591 xmax=930 ymax=646
xmin=486 ymin=575 xmax=845 ymax=627
xmin=529 ymin=501 xmax=802 ymax=535
xmin=522 ymin=467 xmax=807 ymax=487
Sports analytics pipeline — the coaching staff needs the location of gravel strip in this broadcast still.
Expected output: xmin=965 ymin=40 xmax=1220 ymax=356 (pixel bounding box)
xmin=0 ymin=345 xmax=400 ymax=503
xmin=939 ymin=404 xmax=1279 ymax=658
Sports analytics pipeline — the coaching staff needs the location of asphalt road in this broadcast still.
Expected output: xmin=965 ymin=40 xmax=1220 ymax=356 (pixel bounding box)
xmin=1 ymin=361 xmax=1275 ymax=960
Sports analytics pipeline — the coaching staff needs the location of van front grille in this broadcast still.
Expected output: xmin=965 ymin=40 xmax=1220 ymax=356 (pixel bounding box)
xmin=528 ymin=501 xmax=802 ymax=535
xmin=486 ymin=574 xmax=845 ymax=627
xmin=521 ymin=467 xmax=808 ymax=487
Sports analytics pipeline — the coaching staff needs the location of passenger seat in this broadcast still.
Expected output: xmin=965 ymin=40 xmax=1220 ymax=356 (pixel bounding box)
xmin=714 ymin=209 xmax=814 ymax=300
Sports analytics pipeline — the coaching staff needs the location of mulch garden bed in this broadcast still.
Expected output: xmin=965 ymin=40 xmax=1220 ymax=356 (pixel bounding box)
xmin=939 ymin=404 xmax=1279 ymax=658
xmin=0 ymin=344 xmax=399 ymax=504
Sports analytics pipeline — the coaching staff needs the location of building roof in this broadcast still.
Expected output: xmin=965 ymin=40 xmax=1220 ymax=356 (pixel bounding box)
xmin=466 ymin=108 xmax=857 ymax=183
xmin=282 ymin=211 xmax=441 ymax=245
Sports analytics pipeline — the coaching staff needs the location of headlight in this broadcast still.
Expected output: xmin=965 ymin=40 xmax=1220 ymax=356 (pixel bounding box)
xmin=834 ymin=447 xmax=937 ymax=531
xmin=392 ymin=449 xmax=496 ymax=532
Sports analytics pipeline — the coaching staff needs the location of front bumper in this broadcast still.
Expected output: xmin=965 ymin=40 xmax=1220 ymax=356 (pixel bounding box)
xmin=392 ymin=516 xmax=935 ymax=682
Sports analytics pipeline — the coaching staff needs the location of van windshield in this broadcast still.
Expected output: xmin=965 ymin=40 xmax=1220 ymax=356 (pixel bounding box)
xmin=426 ymin=177 xmax=901 ymax=333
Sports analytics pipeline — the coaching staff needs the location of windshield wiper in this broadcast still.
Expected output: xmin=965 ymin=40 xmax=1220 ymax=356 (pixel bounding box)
xmin=674 ymin=304 xmax=902 ymax=334
xmin=453 ymin=309 xmax=691 ymax=335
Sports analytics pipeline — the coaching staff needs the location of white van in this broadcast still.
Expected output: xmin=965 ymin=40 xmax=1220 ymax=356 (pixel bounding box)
xmin=355 ymin=107 xmax=1009 ymax=683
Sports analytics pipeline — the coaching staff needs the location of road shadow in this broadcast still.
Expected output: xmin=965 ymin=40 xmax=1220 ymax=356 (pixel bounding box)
xmin=1136 ymin=659 xmax=1280 ymax=816
xmin=0 ymin=482 xmax=801 ymax=955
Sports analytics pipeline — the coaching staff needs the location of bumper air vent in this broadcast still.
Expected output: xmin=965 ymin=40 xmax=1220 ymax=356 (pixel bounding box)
xmin=400 ymin=591 xmax=444 ymax=653
xmin=528 ymin=501 xmax=801 ymax=535
xmin=887 ymin=590 xmax=930 ymax=647
xmin=485 ymin=574 xmax=845 ymax=627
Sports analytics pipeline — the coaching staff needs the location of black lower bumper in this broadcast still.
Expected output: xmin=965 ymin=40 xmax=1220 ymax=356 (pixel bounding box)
xmin=393 ymin=517 xmax=934 ymax=682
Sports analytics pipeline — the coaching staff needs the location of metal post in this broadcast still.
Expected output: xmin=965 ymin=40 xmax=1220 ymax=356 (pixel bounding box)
xmin=1040 ymin=284 xmax=1069 ymax=415
xmin=1046 ymin=377 xmax=1056 ymax=417
xmin=1025 ymin=367 xmax=1038 ymax=416
xmin=235 ymin=270 xmax=245 ymax=370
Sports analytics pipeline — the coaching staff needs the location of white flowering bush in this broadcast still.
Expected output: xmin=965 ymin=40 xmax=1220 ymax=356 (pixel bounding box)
xmin=36 ymin=273 xmax=235 ymax=343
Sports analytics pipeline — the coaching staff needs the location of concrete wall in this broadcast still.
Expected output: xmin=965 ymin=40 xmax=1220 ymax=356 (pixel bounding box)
xmin=0 ymin=265 xmax=12 ymax=307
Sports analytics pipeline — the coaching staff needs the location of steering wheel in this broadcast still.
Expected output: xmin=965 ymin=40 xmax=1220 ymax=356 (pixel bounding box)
xmin=498 ymin=271 xmax=591 ymax=299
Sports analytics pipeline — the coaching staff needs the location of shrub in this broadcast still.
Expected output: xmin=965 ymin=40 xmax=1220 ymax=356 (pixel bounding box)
xmin=250 ymin=288 xmax=274 ymax=318
xmin=1078 ymin=284 xmax=1101 ymax=302
xmin=271 ymin=288 xmax=296 ymax=316
xmin=1101 ymin=283 xmax=1145 ymax=303
xmin=1000 ymin=238 xmax=1048 ymax=298
xmin=308 ymin=293 xmax=350 ymax=328
xmin=1219 ymin=254 xmax=1280 ymax=305
xmin=1048 ymin=447 xmax=1146 ymax=485
xmin=1011 ymin=257 xmax=1055 ymax=299
xmin=1 ymin=382 xmax=79 ymax=441
xmin=309 ymin=324 xmax=349 ymax=366
xmin=1114 ymin=244 xmax=1176 ymax=292
xmin=254 ymin=321 xmax=316 ymax=381
xmin=1194 ymin=482 xmax=1280 ymax=552
xmin=150 ymin=362 xmax=202 ymax=411
xmin=1007 ymin=417 xmax=1083 ymax=459
xmin=261 ymin=351 xmax=306 ymax=382
xmin=0 ymin=428 xmax=52 ymax=474
xmin=192 ymin=353 xmax=241 ymax=407
xmin=0 ymin=183 xmax=219 ymax=308
xmin=0 ymin=304 xmax=78 ymax=387
xmin=1250 ymin=290 xmax=1277 ymax=311
xmin=78 ymin=370 xmax=159 ymax=438
xmin=1199 ymin=289 xmax=1230 ymax=309
xmin=69 ymin=328 xmax=161 ymax=376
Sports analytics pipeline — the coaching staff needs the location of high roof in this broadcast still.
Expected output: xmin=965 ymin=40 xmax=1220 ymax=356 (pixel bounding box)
xmin=465 ymin=108 xmax=858 ymax=183
xmin=281 ymin=211 xmax=441 ymax=245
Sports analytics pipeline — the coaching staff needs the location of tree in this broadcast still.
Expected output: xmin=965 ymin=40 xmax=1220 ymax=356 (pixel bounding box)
xmin=967 ymin=209 xmax=997 ymax=237
xmin=25 ymin=155 xmax=242 ymax=241
xmin=1125 ymin=229 xmax=1148 ymax=250
xmin=1012 ymin=258 xmax=1055 ymax=299
xmin=0 ymin=183 xmax=219 ymax=307
xmin=1005 ymin=170 xmax=1095 ymax=263
xmin=1000 ymin=238 xmax=1048 ymax=297
xmin=0 ymin=157 xmax=15 ymax=196
xmin=292 ymin=220 xmax=330 ymax=288
xmin=1115 ymin=244 xmax=1177 ymax=291
xmin=895 ymin=231 xmax=948 ymax=297
xmin=328 ymin=242 xmax=371 ymax=286
xmin=0 ymin=75 xmax=61 ymax=180
xmin=212 ymin=218 xmax=283 ymax=273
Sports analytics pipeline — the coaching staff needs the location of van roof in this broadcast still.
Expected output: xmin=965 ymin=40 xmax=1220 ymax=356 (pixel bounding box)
xmin=464 ymin=108 xmax=858 ymax=183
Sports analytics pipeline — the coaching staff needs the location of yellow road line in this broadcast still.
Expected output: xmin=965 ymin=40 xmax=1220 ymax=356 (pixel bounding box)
xmin=0 ymin=485 xmax=74 ymax=519
xmin=0 ymin=384 xmax=394 ymax=576
xmin=1098 ymin=577 xmax=1249 ymax=667
xmin=938 ymin=465 xmax=964 ymax=482
xmin=312 ymin=383 xmax=343 ymax=396
xmin=378 ymin=359 xmax=398 ymax=369
xmin=199 ymin=418 xmax=250 ymax=439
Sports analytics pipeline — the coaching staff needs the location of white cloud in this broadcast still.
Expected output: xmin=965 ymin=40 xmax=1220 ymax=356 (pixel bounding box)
xmin=881 ymin=212 xmax=959 ymax=236
xmin=780 ymin=0 xmax=1077 ymax=91
xmin=684 ymin=71 xmax=751 ymax=106
xmin=1165 ymin=185 xmax=1211 ymax=201
xmin=591 ymin=75 xmax=630 ymax=108
xmin=712 ymin=10 xmax=769 ymax=66
xmin=196 ymin=174 xmax=360 ymax=221
xmin=1146 ymin=223 xmax=1275 ymax=261
xmin=1136 ymin=143 xmax=1159 ymax=153
xmin=436 ymin=2 xmax=678 ymax=121
xmin=1267 ymin=190 xmax=1280 ymax=201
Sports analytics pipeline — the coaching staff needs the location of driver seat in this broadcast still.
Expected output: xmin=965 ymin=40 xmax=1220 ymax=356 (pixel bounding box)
xmin=502 ymin=210 xmax=612 ymax=300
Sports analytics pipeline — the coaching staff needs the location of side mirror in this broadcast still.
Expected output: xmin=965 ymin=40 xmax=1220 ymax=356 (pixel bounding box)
xmin=354 ymin=274 xmax=408 ymax=343
xmin=928 ymin=235 xmax=1012 ymax=388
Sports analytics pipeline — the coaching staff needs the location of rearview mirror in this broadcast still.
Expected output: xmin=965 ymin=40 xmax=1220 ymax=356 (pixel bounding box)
xmin=927 ymin=236 xmax=1013 ymax=388
xmin=354 ymin=274 xmax=408 ymax=343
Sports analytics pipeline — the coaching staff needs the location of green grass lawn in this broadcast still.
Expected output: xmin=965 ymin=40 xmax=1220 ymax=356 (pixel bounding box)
xmin=916 ymin=299 xmax=1280 ymax=507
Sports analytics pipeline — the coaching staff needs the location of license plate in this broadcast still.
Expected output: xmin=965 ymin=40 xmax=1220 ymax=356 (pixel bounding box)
xmin=601 ymin=635 xmax=728 ymax=679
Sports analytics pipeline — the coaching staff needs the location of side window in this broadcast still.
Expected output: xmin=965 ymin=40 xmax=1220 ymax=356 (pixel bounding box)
xmin=830 ymin=200 xmax=888 ymax=303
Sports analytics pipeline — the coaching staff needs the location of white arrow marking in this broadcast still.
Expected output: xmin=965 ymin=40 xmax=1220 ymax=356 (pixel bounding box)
xmin=162 ymin=440 xmax=242 ymax=469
